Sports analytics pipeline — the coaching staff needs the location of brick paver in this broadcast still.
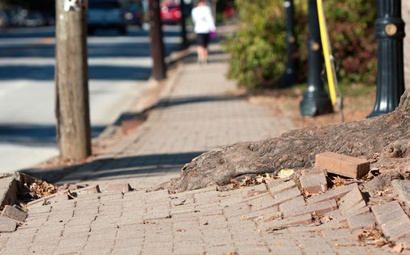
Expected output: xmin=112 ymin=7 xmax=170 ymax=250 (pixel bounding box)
xmin=1 ymin=26 xmax=410 ymax=255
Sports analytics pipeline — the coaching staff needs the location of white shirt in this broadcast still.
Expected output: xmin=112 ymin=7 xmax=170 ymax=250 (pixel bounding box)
xmin=191 ymin=5 xmax=215 ymax=34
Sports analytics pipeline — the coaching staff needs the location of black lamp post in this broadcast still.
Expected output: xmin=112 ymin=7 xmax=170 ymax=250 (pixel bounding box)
xmin=280 ymin=0 xmax=298 ymax=88
xmin=367 ymin=0 xmax=405 ymax=118
xmin=299 ymin=0 xmax=333 ymax=116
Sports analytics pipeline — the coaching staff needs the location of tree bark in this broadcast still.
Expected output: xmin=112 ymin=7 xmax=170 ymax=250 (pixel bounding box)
xmin=165 ymin=89 xmax=410 ymax=193
xmin=55 ymin=0 xmax=91 ymax=161
xmin=149 ymin=0 xmax=166 ymax=80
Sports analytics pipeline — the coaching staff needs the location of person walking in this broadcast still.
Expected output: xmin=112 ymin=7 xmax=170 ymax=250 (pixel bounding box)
xmin=191 ymin=0 xmax=216 ymax=64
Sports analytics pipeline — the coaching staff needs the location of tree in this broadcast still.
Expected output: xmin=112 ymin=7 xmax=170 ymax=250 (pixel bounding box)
xmin=162 ymin=90 xmax=410 ymax=192
xmin=55 ymin=0 xmax=92 ymax=161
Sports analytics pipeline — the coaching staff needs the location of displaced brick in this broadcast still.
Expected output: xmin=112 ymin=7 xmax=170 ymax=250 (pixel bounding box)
xmin=372 ymin=201 xmax=404 ymax=224
xmin=279 ymin=196 xmax=306 ymax=218
xmin=262 ymin=213 xmax=312 ymax=232
xmin=347 ymin=211 xmax=376 ymax=231
xmin=246 ymin=193 xmax=279 ymax=211
xmin=1 ymin=205 xmax=27 ymax=222
xmin=286 ymin=199 xmax=337 ymax=218
xmin=322 ymin=209 xmax=348 ymax=226
xmin=0 ymin=177 xmax=18 ymax=210
xmin=391 ymin=180 xmax=410 ymax=209
xmin=344 ymin=206 xmax=370 ymax=217
xmin=72 ymin=185 xmax=101 ymax=197
xmin=315 ymin=152 xmax=370 ymax=179
xmin=338 ymin=186 xmax=366 ymax=215
xmin=380 ymin=216 xmax=410 ymax=241
xmin=307 ymin=183 xmax=358 ymax=204
xmin=372 ymin=201 xmax=410 ymax=241
xmin=0 ymin=216 xmax=17 ymax=232
xmin=106 ymin=183 xmax=132 ymax=193
xmin=274 ymin=187 xmax=301 ymax=204
xmin=268 ymin=180 xmax=296 ymax=197
xmin=300 ymin=170 xmax=328 ymax=194
xmin=264 ymin=178 xmax=286 ymax=189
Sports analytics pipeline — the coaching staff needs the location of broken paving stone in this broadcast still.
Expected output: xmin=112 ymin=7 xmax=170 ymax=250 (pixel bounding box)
xmin=1 ymin=205 xmax=27 ymax=222
xmin=315 ymin=152 xmax=370 ymax=179
xmin=338 ymin=186 xmax=366 ymax=215
xmin=0 ymin=216 xmax=17 ymax=233
xmin=300 ymin=170 xmax=328 ymax=195
xmin=391 ymin=180 xmax=410 ymax=209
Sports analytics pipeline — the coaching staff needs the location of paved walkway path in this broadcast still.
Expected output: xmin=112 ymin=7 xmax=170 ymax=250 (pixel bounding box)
xmin=55 ymin=30 xmax=295 ymax=191
xmin=0 ymin=26 xmax=406 ymax=255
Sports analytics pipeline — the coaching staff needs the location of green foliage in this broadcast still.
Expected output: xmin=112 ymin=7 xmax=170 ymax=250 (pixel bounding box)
xmin=223 ymin=0 xmax=377 ymax=89
xmin=222 ymin=0 xmax=288 ymax=88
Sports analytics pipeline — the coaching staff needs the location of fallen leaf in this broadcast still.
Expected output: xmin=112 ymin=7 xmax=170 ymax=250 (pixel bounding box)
xmin=278 ymin=169 xmax=294 ymax=178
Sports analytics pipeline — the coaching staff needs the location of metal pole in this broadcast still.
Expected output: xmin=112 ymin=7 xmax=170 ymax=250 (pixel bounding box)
xmin=299 ymin=0 xmax=333 ymax=116
xmin=368 ymin=0 xmax=405 ymax=117
xmin=280 ymin=0 xmax=298 ymax=88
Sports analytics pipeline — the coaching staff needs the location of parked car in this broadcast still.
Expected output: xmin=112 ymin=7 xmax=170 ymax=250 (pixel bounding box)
xmin=123 ymin=3 xmax=143 ymax=27
xmin=87 ymin=0 xmax=127 ymax=35
xmin=160 ymin=3 xmax=181 ymax=24
xmin=24 ymin=11 xmax=46 ymax=27
xmin=0 ymin=10 xmax=8 ymax=27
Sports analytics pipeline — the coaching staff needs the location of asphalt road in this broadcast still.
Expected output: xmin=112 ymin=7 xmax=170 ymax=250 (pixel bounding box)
xmin=0 ymin=25 xmax=182 ymax=173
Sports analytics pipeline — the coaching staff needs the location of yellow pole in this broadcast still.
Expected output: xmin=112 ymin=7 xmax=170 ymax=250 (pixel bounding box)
xmin=316 ymin=0 xmax=337 ymax=105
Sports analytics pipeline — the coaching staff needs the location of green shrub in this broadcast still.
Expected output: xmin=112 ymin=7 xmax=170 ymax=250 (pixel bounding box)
xmin=223 ymin=0 xmax=377 ymax=89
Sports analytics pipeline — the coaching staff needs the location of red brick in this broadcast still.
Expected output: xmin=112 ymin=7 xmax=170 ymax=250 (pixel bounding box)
xmin=262 ymin=213 xmax=312 ymax=232
xmin=1 ymin=205 xmax=27 ymax=222
xmin=0 ymin=177 xmax=18 ymax=209
xmin=0 ymin=216 xmax=17 ymax=232
xmin=347 ymin=211 xmax=376 ymax=231
xmin=279 ymin=196 xmax=306 ymax=218
xmin=307 ymin=183 xmax=357 ymax=204
xmin=300 ymin=170 xmax=328 ymax=194
xmin=74 ymin=185 xmax=101 ymax=196
xmin=315 ymin=152 xmax=370 ymax=179
xmin=344 ymin=206 xmax=370 ymax=217
xmin=106 ymin=183 xmax=132 ymax=193
xmin=372 ymin=201 xmax=410 ymax=241
xmin=380 ymin=215 xmax=410 ymax=241
xmin=372 ymin=201 xmax=403 ymax=224
xmin=338 ymin=186 xmax=366 ymax=215
xmin=246 ymin=193 xmax=280 ymax=211
xmin=286 ymin=199 xmax=337 ymax=218
xmin=265 ymin=178 xmax=285 ymax=189
xmin=273 ymin=187 xmax=301 ymax=203
xmin=268 ymin=180 xmax=296 ymax=197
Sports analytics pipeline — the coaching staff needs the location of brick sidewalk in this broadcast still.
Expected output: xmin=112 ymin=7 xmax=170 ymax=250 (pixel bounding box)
xmin=53 ymin=36 xmax=295 ymax=191
xmin=1 ymin=26 xmax=410 ymax=254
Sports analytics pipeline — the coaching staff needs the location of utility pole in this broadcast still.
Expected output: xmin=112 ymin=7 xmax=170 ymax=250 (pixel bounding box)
xmin=55 ymin=0 xmax=91 ymax=161
xmin=149 ymin=0 xmax=167 ymax=80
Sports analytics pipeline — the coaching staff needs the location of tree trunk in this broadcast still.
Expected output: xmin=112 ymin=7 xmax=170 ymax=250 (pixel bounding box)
xmin=149 ymin=0 xmax=166 ymax=80
xmin=55 ymin=0 xmax=91 ymax=161
xmin=164 ymin=89 xmax=410 ymax=193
